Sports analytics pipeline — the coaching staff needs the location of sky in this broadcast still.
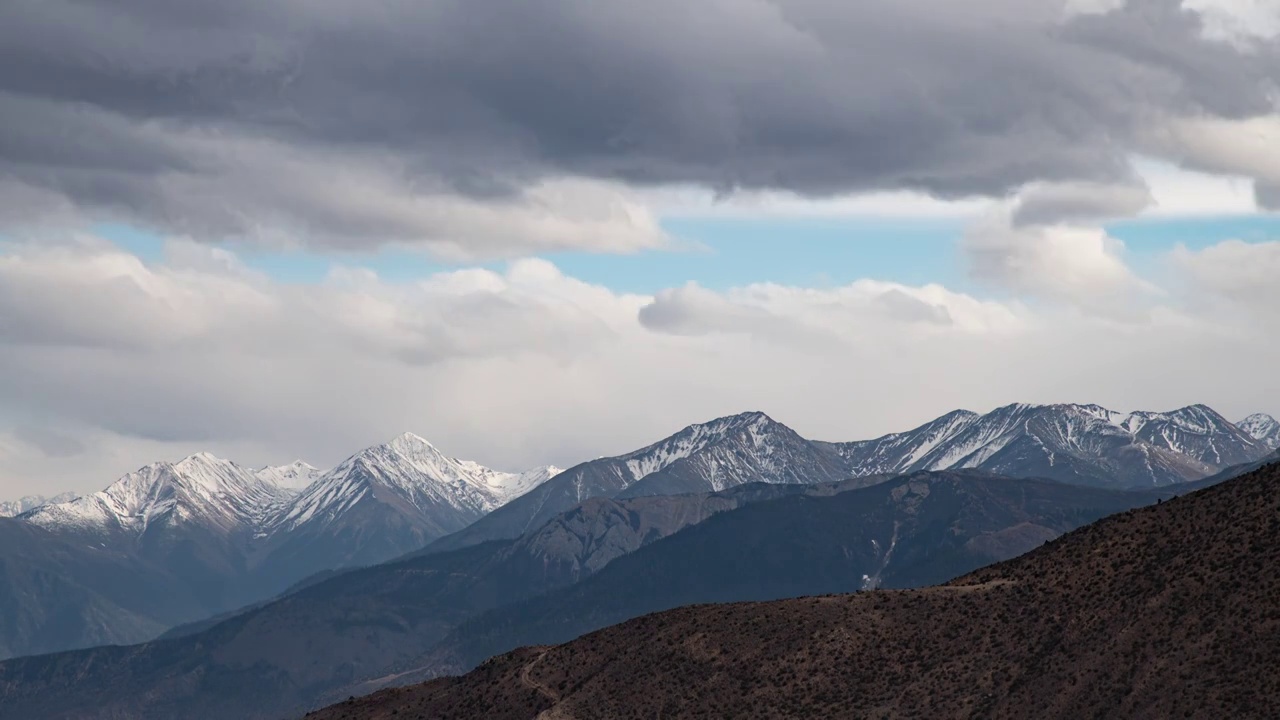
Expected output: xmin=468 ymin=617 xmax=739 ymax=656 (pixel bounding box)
xmin=1 ymin=0 xmax=1279 ymax=496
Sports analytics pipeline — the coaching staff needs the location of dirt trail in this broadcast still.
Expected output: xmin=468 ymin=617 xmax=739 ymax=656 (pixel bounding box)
xmin=521 ymin=650 xmax=559 ymax=702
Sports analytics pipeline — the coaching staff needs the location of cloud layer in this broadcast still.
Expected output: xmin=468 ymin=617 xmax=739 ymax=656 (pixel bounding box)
xmin=2 ymin=232 xmax=1277 ymax=495
xmin=1 ymin=0 xmax=1277 ymax=254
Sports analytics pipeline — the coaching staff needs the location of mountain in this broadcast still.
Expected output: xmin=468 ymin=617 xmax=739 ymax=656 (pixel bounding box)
xmin=416 ymin=471 xmax=1178 ymax=677
xmin=21 ymin=452 xmax=291 ymax=611
xmin=427 ymin=412 xmax=852 ymax=552
xmin=1240 ymin=412 xmax=1280 ymax=450
xmin=306 ymin=460 xmax=1280 ymax=720
xmin=23 ymin=452 xmax=287 ymax=540
xmin=0 ymin=491 xmax=78 ymax=518
xmin=2 ymin=436 xmax=560 ymax=661
xmin=255 ymin=461 xmax=324 ymax=493
xmin=0 ymin=518 xmax=204 ymax=660
xmin=822 ymin=403 xmax=1266 ymax=488
xmin=0 ymin=470 xmax=1205 ymax=720
xmin=0 ymin=479 xmax=843 ymax=719
xmin=255 ymin=433 xmax=561 ymax=583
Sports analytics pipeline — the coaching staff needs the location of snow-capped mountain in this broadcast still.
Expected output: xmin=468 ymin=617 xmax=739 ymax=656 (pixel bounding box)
xmin=271 ymin=433 xmax=558 ymax=535
xmin=1240 ymin=413 xmax=1280 ymax=451
xmin=430 ymin=412 xmax=852 ymax=551
xmin=255 ymin=432 xmax=562 ymax=582
xmin=23 ymin=452 xmax=289 ymax=538
xmin=6 ymin=435 xmax=564 ymax=659
xmin=256 ymin=460 xmax=324 ymax=493
xmin=823 ymin=403 xmax=1268 ymax=488
xmin=0 ymin=491 xmax=78 ymax=518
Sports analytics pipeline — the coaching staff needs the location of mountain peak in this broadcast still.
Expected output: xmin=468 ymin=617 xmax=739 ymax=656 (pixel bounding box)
xmin=1240 ymin=413 xmax=1280 ymax=450
xmin=385 ymin=431 xmax=443 ymax=454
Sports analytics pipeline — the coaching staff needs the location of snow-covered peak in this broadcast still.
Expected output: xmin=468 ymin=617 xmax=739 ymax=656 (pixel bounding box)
xmin=485 ymin=465 xmax=564 ymax=503
xmin=1240 ymin=413 xmax=1280 ymax=450
xmin=620 ymin=411 xmax=784 ymax=481
xmin=257 ymin=460 xmax=324 ymax=493
xmin=24 ymin=453 xmax=286 ymax=536
xmin=0 ymin=491 xmax=78 ymax=518
xmin=271 ymin=433 xmax=561 ymax=533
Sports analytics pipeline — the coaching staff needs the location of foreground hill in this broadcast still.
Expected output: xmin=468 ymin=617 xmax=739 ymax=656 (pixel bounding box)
xmin=308 ymin=460 xmax=1280 ymax=720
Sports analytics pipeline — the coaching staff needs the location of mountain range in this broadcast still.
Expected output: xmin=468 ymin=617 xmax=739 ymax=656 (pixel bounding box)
xmin=0 ymin=403 xmax=1272 ymax=665
xmin=0 ymin=434 xmax=560 ymax=660
xmin=0 ymin=470 xmax=1196 ymax=720
xmin=306 ymin=459 xmax=1280 ymax=720
xmin=429 ymin=404 xmax=1273 ymax=553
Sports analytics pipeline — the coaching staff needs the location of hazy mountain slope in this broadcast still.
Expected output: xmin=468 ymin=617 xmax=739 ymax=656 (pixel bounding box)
xmin=418 ymin=472 xmax=1174 ymax=676
xmin=309 ymin=460 xmax=1280 ymax=720
xmin=0 ymin=492 xmax=78 ymax=518
xmin=0 ymin=519 xmax=206 ymax=660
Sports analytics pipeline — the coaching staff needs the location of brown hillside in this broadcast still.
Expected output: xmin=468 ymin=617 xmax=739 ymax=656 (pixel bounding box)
xmin=307 ymin=461 xmax=1280 ymax=720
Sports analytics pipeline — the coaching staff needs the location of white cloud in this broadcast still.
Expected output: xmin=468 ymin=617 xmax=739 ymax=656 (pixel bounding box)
xmin=961 ymin=205 xmax=1152 ymax=313
xmin=1146 ymin=115 xmax=1280 ymax=209
xmin=1169 ymin=240 xmax=1280 ymax=327
xmin=1183 ymin=0 xmax=1280 ymax=47
xmin=1 ymin=234 xmax=1277 ymax=498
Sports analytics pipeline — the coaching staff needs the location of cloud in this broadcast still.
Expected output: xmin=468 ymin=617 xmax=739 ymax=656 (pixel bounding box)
xmin=4 ymin=234 xmax=1276 ymax=498
xmin=11 ymin=426 xmax=87 ymax=459
xmin=1012 ymin=180 xmax=1154 ymax=226
xmin=1169 ymin=239 xmax=1280 ymax=328
xmin=962 ymin=210 xmax=1151 ymax=313
xmin=1146 ymin=114 xmax=1280 ymax=209
xmin=1 ymin=0 xmax=1277 ymax=252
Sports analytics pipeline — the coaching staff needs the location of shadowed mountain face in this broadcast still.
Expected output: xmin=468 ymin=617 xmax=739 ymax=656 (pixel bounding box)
xmin=0 ymin=519 xmax=206 ymax=660
xmin=306 ymin=461 xmax=1280 ymax=720
xmin=413 ymin=472 xmax=1174 ymax=678
xmin=0 ymin=471 xmax=1192 ymax=720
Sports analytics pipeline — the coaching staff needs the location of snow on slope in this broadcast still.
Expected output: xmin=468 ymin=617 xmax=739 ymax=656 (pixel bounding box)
xmin=1240 ymin=413 xmax=1280 ymax=451
xmin=18 ymin=435 xmax=560 ymax=545
xmin=0 ymin=491 xmax=79 ymax=518
xmin=829 ymin=403 xmax=1269 ymax=488
xmin=23 ymin=453 xmax=288 ymax=536
xmin=271 ymin=433 xmax=560 ymax=533
xmin=256 ymin=461 xmax=324 ymax=493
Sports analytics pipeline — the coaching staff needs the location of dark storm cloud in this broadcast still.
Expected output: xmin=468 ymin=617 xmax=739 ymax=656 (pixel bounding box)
xmin=0 ymin=0 xmax=1275 ymax=249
